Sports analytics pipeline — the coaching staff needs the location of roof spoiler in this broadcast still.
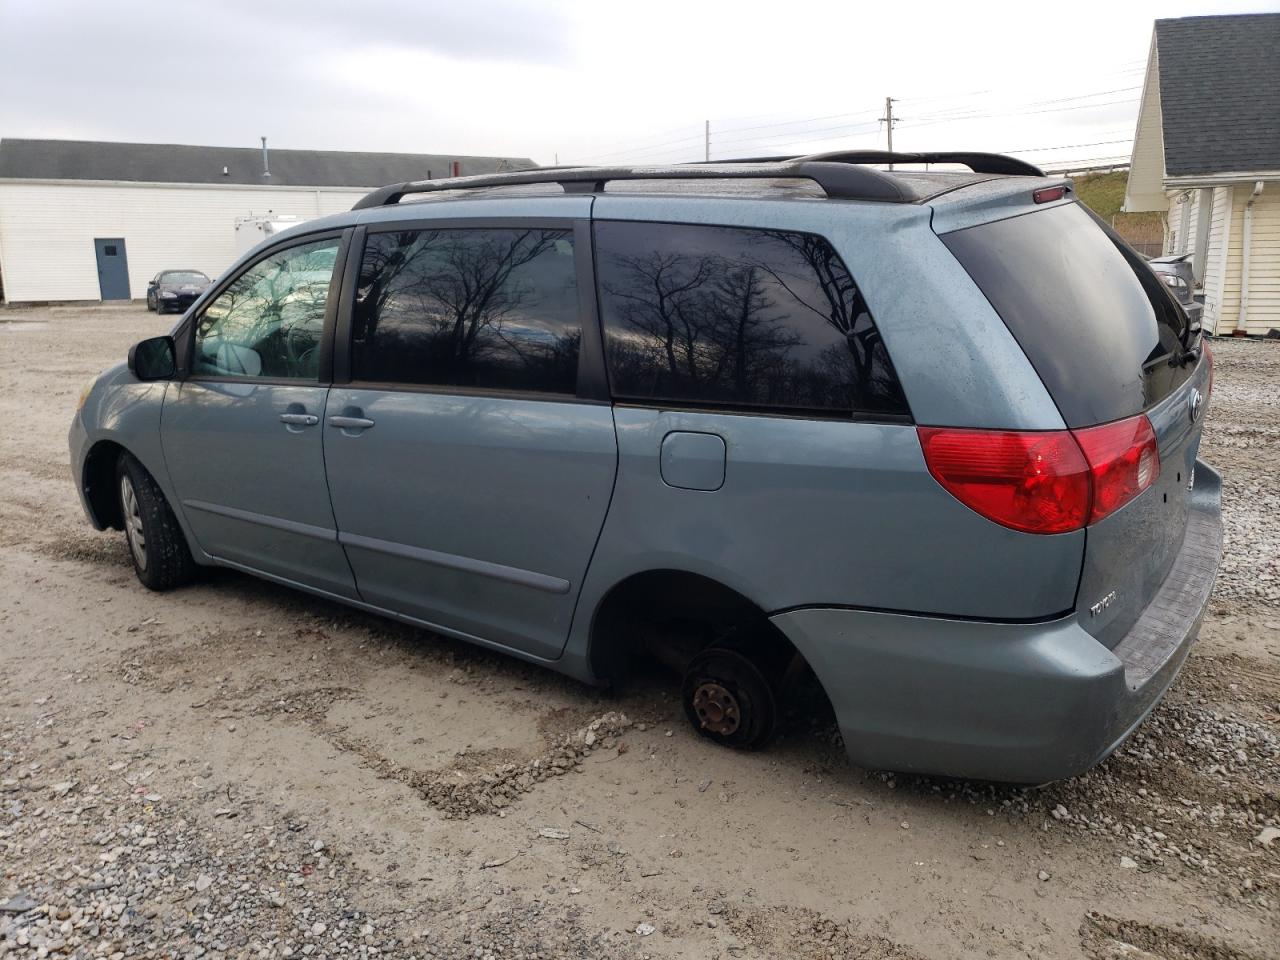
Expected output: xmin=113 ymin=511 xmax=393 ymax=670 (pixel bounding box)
xmin=350 ymin=150 xmax=1045 ymax=211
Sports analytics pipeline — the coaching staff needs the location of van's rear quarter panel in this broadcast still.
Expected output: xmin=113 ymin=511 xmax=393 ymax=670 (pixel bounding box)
xmin=585 ymin=408 xmax=1083 ymax=620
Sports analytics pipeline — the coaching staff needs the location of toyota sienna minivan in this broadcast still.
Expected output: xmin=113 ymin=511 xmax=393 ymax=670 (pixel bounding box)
xmin=70 ymin=151 xmax=1221 ymax=784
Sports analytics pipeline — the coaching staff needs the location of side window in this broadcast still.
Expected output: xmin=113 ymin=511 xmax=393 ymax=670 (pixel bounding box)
xmin=192 ymin=237 xmax=340 ymax=380
xmin=351 ymin=228 xmax=579 ymax=395
xmin=594 ymin=221 xmax=909 ymax=418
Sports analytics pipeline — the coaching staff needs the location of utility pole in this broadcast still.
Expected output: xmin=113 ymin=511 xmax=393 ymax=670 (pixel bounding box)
xmin=705 ymin=120 xmax=710 ymax=162
xmin=880 ymin=97 xmax=898 ymax=168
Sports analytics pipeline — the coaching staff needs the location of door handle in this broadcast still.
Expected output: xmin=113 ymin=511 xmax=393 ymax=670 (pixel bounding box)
xmin=328 ymin=416 xmax=375 ymax=430
xmin=279 ymin=413 xmax=319 ymax=426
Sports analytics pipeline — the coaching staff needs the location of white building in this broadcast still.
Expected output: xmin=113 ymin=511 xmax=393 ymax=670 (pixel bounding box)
xmin=1124 ymin=13 xmax=1280 ymax=336
xmin=0 ymin=139 xmax=534 ymax=304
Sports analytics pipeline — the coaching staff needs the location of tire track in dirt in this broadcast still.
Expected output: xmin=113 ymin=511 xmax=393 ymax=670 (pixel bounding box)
xmin=1081 ymin=910 xmax=1274 ymax=960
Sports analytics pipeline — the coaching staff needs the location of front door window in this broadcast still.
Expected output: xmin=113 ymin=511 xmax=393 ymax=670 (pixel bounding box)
xmin=193 ymin=238 xmax=340 ymax=380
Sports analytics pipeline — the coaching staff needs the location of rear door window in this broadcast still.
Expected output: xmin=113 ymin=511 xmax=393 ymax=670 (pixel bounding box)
xmin=942 ymin=202 xmax=1194 ymax=428
xmin=351 ymin=227 xmax=580 ymax=395
xmin=593 ymin=221 xmax=910 ymax=419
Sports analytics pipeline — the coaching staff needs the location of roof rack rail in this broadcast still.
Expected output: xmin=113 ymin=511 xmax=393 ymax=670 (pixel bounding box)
xmin=704 ymin=151 xmax=1045 ymax=177
xmin=350 ymin=150 xmax=1045 ymax=211
xmin=810 ymin=151 xmax=1042 ymax=176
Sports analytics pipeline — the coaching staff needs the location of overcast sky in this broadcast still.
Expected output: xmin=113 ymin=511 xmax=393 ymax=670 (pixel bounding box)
xmin=1 ymin=0 xmax=1273 ymax=170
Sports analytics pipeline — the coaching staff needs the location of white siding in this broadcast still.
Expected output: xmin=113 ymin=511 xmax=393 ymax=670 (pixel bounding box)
xmin=0 ymin=180 xmax=368 ymax=302
xmin=1202 ymin=186 xmax=1233 ymax=334
xmin=1209 ymin=184 xmax=1280 ymax=335
xmin=1222 ymin=186 xmax=1280 ymax=335
xmin=1124 ymin=36 xmax=1167 ymax=213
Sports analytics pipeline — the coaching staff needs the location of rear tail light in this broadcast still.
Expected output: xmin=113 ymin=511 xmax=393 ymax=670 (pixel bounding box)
xmin=918 ymin=414 xmax=1161 ymax=534
xmin=1072 ymin=416 xmax=1160 ymax=524
xmin=917 ymin=428 xmax=1090 ymax=534
xmin=1203 ymin=339 xmax=1214 ymax=397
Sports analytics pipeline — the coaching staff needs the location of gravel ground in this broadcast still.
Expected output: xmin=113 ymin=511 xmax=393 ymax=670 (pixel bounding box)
xmin=0 ymin=307 xmax=1277 ymax=960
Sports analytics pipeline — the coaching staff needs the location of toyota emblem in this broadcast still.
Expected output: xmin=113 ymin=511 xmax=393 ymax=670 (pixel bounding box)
xmin=1188 ymin=387 xmax=1203 ymax=423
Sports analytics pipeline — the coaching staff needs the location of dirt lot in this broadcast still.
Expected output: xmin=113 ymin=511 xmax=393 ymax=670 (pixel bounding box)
xmin=1 ymin=305 xmax=1277 ymax=960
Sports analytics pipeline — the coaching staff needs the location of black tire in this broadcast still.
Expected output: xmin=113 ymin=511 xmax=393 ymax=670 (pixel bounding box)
xmin=116 ymin=452 xmax=195 ymax=590
xmin=156 ymin=301 xmax=168 ymax=315
xmin=147 ymin=293 xmax=156 ymax=311
xmin=682 ymin=647 xmax=778 ymax=750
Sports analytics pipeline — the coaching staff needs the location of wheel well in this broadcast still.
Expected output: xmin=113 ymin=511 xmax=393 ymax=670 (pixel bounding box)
xmin=82 ymin=440 xmax=127 ymax=530
xmin=589 ymin=569 xmax=798 ymax=684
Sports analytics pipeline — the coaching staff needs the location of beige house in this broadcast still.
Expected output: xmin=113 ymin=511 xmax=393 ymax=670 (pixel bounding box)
xmin=1124 ymin=13 xmax=1280 ymax=336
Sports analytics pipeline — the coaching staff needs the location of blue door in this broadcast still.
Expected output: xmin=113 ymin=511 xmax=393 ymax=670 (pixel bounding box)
xmin=93 ymin=238 xmax=131 ymax=300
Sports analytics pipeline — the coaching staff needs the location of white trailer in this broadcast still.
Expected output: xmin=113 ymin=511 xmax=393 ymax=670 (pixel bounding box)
xmin=233 ymin=214 xmax=311 ymax=257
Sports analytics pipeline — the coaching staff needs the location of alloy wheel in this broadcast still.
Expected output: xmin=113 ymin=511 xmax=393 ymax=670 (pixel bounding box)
xmin=120 ymin=474 xmax=148 ymax=571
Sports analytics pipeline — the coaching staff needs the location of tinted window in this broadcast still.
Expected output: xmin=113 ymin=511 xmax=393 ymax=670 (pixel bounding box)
xmin=594 ymin=221 xmax=908 ymax=418
xmin=942 ymin=203 xmax=1194 ymax=428
xmin=352 ymin=228 xmax=579 ymax=395
xmin=193 ymin=237 xmax=339 ymax=380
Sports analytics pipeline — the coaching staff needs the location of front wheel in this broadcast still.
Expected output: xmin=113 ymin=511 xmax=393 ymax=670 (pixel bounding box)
xmin=117 ymin=453 xmax=195 ymax=590
xmin=681 ymin=647 xmax=778 ymax=749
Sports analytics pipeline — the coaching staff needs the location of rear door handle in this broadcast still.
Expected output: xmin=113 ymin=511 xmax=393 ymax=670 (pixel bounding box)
xmin=328 ymin=416 xmax=375 ymax=430
xmin=279 ymin=413 xmax=319 ymax=426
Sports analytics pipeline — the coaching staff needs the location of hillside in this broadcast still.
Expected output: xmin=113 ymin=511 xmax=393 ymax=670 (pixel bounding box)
xmin=1072 ymin=171 xmax=1129 ymax=219
xmin=1072 ymin=170 xmax=1164 ymax=256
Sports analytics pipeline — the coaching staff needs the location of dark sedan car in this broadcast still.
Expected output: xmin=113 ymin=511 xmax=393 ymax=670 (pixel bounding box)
xmin=147 ymin=270 xmax=211 ymax=314
xmin=1148 ymin=253 xmax=1203 ymax=328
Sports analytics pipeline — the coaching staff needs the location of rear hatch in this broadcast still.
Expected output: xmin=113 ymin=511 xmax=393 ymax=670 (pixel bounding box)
xmin=939 ymin=200 xmax=1209 ymax=648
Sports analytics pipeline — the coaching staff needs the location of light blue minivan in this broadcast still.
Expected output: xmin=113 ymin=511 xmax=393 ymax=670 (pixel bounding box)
xmin=70 ymin=152 xmax=1221 ymax=783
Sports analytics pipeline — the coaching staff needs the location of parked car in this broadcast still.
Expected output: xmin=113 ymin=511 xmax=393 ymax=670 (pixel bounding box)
xmin=69 ymin=152 xmax=1220 ymax=784
xmin=1147 ymin=253 xmax=1203 ymax=328
xmin=146 ymin=270 xmax=211 ymax=314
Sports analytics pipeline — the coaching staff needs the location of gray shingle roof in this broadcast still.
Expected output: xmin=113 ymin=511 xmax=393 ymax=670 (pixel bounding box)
xmin=0 ymin=138 xmax=536 ymax=187
xmin=1155 ymin=13 xmax=1280 ymax=177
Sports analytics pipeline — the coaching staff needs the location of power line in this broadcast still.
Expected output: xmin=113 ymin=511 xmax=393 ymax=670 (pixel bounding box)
xmin=585 ymin=108 xmax=883 ymax=163
xmin=577 ymin=80 xmax=1146 ymax=165
xmin=1039 ymin=154 xmax=1133 ymax=169
xmin=993 ymin=137 xmax=1133 ymax=154
xmin=898 ymin=85 xmax=1141 ymax=126
xmin=710 ymin=118 xmax=883 ymax=152
xmin=900 ymin=96 xmax=1140 ymax=130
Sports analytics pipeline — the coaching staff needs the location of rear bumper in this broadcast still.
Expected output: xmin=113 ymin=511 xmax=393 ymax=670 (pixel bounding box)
xmin=771 ymin=460 xmax=1223 ymax=784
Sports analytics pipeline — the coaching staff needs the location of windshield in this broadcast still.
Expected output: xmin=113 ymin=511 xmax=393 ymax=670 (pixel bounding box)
xmin=941 ymin=202 xmax=1194 ymax=428
xmin=161 ymin=271 xmax=209 ymax=285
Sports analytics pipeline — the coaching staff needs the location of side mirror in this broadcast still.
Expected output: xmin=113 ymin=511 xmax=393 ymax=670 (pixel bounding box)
xmin=128 ymin=335 xmax=176 ymax=381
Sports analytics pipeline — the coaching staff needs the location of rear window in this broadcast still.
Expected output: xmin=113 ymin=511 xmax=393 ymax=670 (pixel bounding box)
xmin=594 ymin=221 xmax=909 ymax=419
xmin=942 ymin=203 xmax=1194 ymax=428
